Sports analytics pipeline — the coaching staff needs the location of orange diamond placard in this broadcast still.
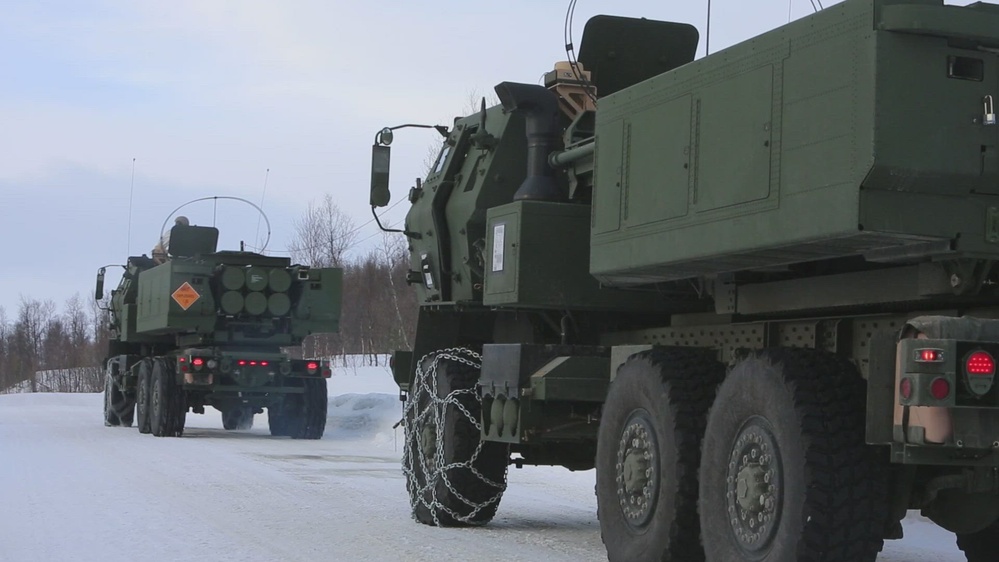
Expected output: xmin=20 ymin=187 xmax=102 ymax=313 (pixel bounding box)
xmin=171 ymin=282 xmax=201 ymax=311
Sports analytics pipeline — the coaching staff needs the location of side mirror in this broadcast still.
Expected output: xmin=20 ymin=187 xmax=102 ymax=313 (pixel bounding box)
xmin=370 ymin=144 xmax=392 ymax=207
xmin=95 ymin=268 xmax=106 ymax=301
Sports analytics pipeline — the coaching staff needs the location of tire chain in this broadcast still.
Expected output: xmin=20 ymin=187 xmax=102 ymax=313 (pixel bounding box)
xmin=402 ymin=347 xmax=508 ymax=526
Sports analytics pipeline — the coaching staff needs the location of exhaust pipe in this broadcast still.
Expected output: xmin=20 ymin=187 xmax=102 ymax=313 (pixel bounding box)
xmin=494 ymin=82 xmax=564 ymax=202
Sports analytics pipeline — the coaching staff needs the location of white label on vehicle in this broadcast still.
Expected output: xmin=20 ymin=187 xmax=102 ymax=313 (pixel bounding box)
xmin=492 ymin=223 xmax=506 ymax=272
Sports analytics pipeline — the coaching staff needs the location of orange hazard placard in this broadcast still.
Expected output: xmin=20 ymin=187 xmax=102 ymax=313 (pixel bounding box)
xmin=171 ymin=282 xmax=201 ymax=311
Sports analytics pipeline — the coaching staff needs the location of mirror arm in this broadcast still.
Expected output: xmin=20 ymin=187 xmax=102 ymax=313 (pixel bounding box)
xmin=375 ymin=124 xmax=450 ymax=146
xmin=371 ymin=206 xmax=421 ymax=239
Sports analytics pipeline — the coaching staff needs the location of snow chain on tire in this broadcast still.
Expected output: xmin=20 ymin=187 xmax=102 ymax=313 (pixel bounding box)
xmin=402 ymin=347 xmax=507 ymax=526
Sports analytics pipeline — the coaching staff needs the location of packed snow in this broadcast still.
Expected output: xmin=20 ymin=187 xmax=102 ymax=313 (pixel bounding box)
xmin=0 ymin=361 xmax=967 ymax=561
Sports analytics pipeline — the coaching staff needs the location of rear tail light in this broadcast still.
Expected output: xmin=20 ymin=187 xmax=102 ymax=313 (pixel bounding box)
xmin=915 ymin=349 xmax=945 ymax=362
xmin=307 ymin=361 xmax=319 ymax=374
xmin=192 ymin=357 xmax=205 ymax=371
xmin=899 ymin=377 xmax=913 ymax=400
xmin=930 ymin=377 xmax=951 ymax=400
xmin=965 ymin=350 xmax=996 ymax=397
xmin=966 ymin=351 xmax=996 ymax=375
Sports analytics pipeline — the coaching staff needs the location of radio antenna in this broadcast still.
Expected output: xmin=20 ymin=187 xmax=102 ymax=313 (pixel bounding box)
xmin=706 ymin=0 xmax=712 ymax=55
xmin=127 ymin=157 xmax=136 ymax=256
xmin=255 ymin=168 xmax=269 ymax=251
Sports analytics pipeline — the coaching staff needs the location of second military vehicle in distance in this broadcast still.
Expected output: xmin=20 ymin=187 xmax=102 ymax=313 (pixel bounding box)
xmin=98 ymin=202 xmax=342 ymax=439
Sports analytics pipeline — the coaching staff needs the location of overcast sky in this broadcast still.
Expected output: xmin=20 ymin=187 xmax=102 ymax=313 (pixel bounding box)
xmin=0 ymin=0 xmax=867 ymax=316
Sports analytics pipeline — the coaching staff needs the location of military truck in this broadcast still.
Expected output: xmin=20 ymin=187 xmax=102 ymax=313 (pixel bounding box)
xmin=371 ymin=0 xmax=999 ymax=560
xmin=98 ymin=216 xmax=342 ymax=439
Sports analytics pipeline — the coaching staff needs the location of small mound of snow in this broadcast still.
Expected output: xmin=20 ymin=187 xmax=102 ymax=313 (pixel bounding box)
xmin=325 ymin=393 xmax=400 ymax=441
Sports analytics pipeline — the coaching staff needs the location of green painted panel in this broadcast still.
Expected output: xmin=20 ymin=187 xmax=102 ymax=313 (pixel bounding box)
xmin=781 ymin=32 xmax=863 ymax=195
xmin=696 ymin=65 xmax=774 ymax=211
xmin=485 ymin=201 xmax=668 ymax=310
xmin=593 ymin=120 xmax=623 ymax=234
xmin=484 ymin=208 xmax=520 ymax=297
xmin=624 ymin=95 xmax=691 ymax=226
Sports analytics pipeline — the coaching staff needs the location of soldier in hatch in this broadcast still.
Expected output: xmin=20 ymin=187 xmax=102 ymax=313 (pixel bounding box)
xmin=152 ymin=216 xmax=190 ymax=264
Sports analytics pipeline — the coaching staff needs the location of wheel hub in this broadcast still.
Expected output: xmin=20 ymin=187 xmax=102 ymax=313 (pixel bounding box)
xmin=615 ymin=410 xmax=659 ymax=528
xmin=725 ymin=416 xmax=782 ymax=554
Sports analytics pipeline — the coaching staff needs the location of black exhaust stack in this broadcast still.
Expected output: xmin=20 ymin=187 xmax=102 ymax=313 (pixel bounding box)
xmin=494 ymin=82 xmax=564 ymax=202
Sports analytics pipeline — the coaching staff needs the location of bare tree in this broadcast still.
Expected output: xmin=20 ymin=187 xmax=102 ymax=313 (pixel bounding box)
xmin=379 ymin=231 xmax=415 ymax=350
xmin=288 ymin=194 xmax=358 ymax=267
xmin=0 ymin=307 xmax=9 ymax=391
xmin=10 ymin=297 xmax=55 ymax=392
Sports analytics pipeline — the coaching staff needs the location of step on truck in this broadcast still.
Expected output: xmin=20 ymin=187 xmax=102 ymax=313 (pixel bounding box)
xmin=371 ymin=1 xmax=999 ymax=560
xmin=97 ymin=211 xmax=342 ymax=438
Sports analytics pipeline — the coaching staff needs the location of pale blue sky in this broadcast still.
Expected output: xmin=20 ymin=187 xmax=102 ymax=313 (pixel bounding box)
xmin=0 ymin=0 xmax=864 ymax=316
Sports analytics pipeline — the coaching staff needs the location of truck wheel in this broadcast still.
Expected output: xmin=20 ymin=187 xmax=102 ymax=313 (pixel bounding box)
xmin=136 ymin=359 xmax=152 ymax=434
xmin=150 ymin=358 xmax=186 ymax=437
xmin=699 ymin=349 xmax=887 ymax=562
xmin=267 ymin=408 xmax=290 ymax=436
xmin=957 ymin=520 xmax=999 ymax=562
xmin=403 ymin=349 xmax=509 ymax=527
xmin=595 ymin=348 xmax=724 ymax=562
xmin=103 ymin=363 xmax=135 ymax=427
xmin=102 ymin=369 xmax=118 ymax=427
xmin=289 ymin=378 xmax=327 ymax=440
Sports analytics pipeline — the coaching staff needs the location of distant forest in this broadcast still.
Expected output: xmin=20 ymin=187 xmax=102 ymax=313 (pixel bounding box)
xmin=0 ymin=197 xmax=416 ymax=393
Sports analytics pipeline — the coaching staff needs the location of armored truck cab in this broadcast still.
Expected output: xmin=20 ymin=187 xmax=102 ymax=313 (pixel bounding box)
xmin=100 ymin=221 xmax=342 ymax=439
xmin=374 ymin=1 xmax=999 ymax=560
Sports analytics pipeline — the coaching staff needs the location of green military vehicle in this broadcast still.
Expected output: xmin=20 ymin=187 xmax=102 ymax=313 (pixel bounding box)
xmin=98 ymin=214 xmax=342 ymax=438
xmin=371 ymin=0 xmax=999 ymax=559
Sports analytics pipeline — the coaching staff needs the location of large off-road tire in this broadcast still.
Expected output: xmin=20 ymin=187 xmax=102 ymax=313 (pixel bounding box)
xmin=595 ymin=348 xmax=724 ymax=562
xmin=403 ymin=349 xmax=509 ymax=527
xmin=150 ymin=358 xmax=186 ymax=437
xmin=957 ymin=520 xmax=999 ymax=562
xmin=136 ymin=359 xmax=152 ymax=434
xmin=699 ymin=349 xmax=887 ymax=562
xmin=103 ymin=362 xmax=135 ymax=427
xmin=222 ymin=406 xmax=254 ymax=431
xmin=287 ymin=378 xmax=327 ymax=440
xmin=267 ymin=405 xmax=291 ymax=436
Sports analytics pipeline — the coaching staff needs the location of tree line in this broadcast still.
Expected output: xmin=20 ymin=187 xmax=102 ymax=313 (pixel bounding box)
xmin=0 ymin=196 xmax=417 ymax=393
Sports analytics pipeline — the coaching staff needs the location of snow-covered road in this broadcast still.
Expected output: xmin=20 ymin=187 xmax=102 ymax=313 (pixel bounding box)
xmin=0 ymin=371 xmax=970 ymax=561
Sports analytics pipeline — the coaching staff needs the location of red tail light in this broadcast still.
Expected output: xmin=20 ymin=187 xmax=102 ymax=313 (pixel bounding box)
xmin=192 ymin=358 xmax=204 ymax=367
xmin=261 ymin=361 xmax=269 ymax=367
xmin=307 ymin=361 xmax=319 ymax=374
xmin=915 ymin=349 xmax=944 ymax=362
xmin=899 ymin=377 xmax=913 ymax=400
xmin=966 ymin=351 xmax=996 ymax=376
xmin=930 ymin=377 xmax=951 ymax=400
xmin=238 ymin=360 xmax=247 ymax=366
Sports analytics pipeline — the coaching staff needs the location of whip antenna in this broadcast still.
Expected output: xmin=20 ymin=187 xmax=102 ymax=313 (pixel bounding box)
xmin=127 ymin=157 xmax=136 ymax=256
xmin=255 ymin=168 xmax=270 ymax=251
xmin=706 ymin=0 xmax=712 ymax=55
